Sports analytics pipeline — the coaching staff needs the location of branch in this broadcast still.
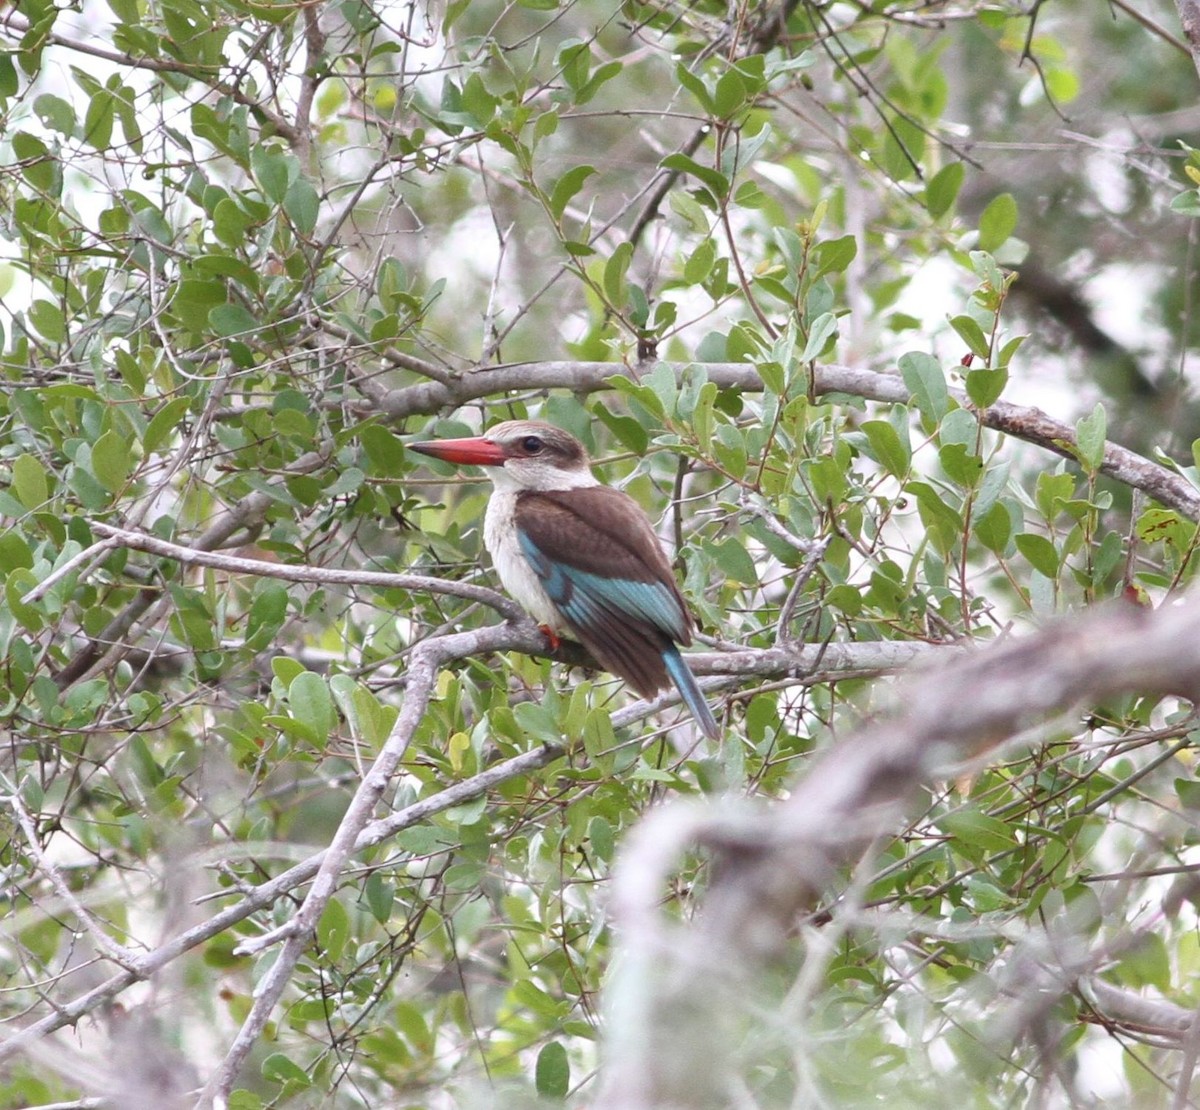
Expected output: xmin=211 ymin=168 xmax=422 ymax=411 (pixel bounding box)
xmin=62 ymin=355 xmax=1196 ymax=696
xmin=0 ymin=17 xmax=302 ymax=146
xmin=381 ymin=360 xmax=1200 ymax=521
xmin=1 ymin=786 xmax=145 ymax=971
xmin=0 ymin=619 xmax=933 ymax=1077
xmin=200 ymin=621 xmax=451 ymax=1104
xmin=0 ymin=736 xmax=564 ymax=1069
xmin=85 ymin=522 xmax=526 ymax=621
xmin=1178 ymin=0 xmax=1200 ymax=82
xmin=54 ymin=446 xmax=331 ymax=689
xmin=598 ymin=594 xmax=1200 ymax=1108
xmin=85 ymin=524 xmax=935 ymax=684
xmin=1083 ymin=977 xmax=1192 ymax=1040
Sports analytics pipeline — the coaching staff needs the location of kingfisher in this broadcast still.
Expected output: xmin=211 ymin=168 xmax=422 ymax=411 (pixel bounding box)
xmin=409 ymin=420 xmax=721 ymax=739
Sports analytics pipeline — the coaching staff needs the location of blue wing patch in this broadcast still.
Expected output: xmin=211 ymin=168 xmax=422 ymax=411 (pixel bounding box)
xmin=517 ymin=530 xmax=689 ymax=641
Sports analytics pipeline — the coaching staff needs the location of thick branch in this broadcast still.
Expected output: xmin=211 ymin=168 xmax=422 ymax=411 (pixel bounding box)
xmin=599 ymin=595 xmax=1200 ymax=1108
xmin=64 ymin=356 xmax=1197 ymax=696
xmin=87 ymin=523 xmax=936 ymax=684
xmin=1176 ymin=0 xmax=1200 ymax=80
xmin=380 ymin=360 xmax=1200 ymax=521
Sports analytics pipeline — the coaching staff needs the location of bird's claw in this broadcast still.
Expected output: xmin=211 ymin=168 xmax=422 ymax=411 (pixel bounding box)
xmin=538 ymin=624 xmax=562 ymax=651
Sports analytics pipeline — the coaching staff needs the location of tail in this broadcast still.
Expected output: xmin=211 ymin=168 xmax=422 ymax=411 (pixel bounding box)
xmin=663 ymin=644 xmax=721 ymax=739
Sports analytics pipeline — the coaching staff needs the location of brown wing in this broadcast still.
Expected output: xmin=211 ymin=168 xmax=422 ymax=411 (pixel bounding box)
xmin=514 ymin=487 xmax=694 ymax=698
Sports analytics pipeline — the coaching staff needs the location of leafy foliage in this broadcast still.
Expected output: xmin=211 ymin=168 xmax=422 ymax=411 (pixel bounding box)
xmin=2 ymin=0 xmax=1200 ymax=1106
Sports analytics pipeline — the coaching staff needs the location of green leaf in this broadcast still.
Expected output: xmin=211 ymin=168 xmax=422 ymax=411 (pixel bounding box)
xmin=899 ymin=351 xmax=949 ymax=423
xmin=0 ymin=532 xmax=33 ymax=572
xmin=674 ymin=62 xmax=713 ymax=113
xmin=317 ymin=896 xmax=350 ymax=961
xmin=548 ymin=165 xmax=596 ymax=221
xmin=660 ymin=153 xmax=728 ymax=200
xmin=364 ymin=872 xmax=395 ymax=924
xmin=192 ymin=253 xmax=261 ymax=292
xmin=556 ymin=39 xmax=591 ymax=92
xmin=970 ymin=250 xmax=1005 ymax=293
xmin=326 ymin=467 xmax=364 ymax=497
xmin=1074 ymin=402 xmax=1107 ymax=473
xmin=535 ymin=1041 xmax=570 ymax=1100
xmin=1015 ymin=533 xmax=1060 ymax=577
xmin=965 ymin=366 xmax=1007 ymax=408
xmin=925 ymin=162 xmax=964 ymax=218
xmin=246 ymin=582 xmax=289 ymax=649
xmin=973 ymin=459 xmax=1010 ymax=519
xmin=461 ymin=72 xmax=497 ymax=125
xmin=949 ymin=315 xmax=990 ymax=361
xmin=938 ymin=807 xmax=1016 ymax=854
xmin=284 ymin=176 xmax=319 ymax=236
xmin=91 ymin=429 xmax=132 ymax=494
xmin=288 ymin=671 xmax=337 ymax=742
xmin=13 ymin=131 xmax=61 ymax=195
xmin=8 ymin=568 xmax=44 ymax=631
xmin=34 ymin=93 xmax=76 ymax=137
xmin=603 ymin=241 xmax=633 ymax=305
xmin=683 ymin=238 xmax=716 ymax=285
xmin=576 ymin=60 xmax=622 ymax=106
xmin=210 ymin=303 xmax=260 ymax=338
xmin=908 ymin=480 xmax=964 ymax=554
xmin=213 ymin=197 xmax=252 ymax=246
xmin=84 ymin=90 xmax=115 ymax=150
xmin=1036 ymin=472 xmax=1076 ymax=520
xmin=978 ymin=193 xmax=1018 ymax=251
xmin=144 ymin=397 xmax=192 ymax=455
xmin=262 ymin=1053 xmax=312 ymax=1087
xmin=1170 ymin=191 xmax=1200 ymax=217
xmin=800 ymin=312 xmax=837 ymax=362
xmin=251 ymin=145 xmax=291 ymax=203
xmin=28 ymin=300 xmax=64 ymax=343
xmin=1045 ymin=66 xmax=1080 ymax=105
xmin=814 ymin=235 xmax=857 ymax=277
xmin=710 ymin=538 xmax=757 ymax=584
xmin=11 ymin=453 xmax=49 ymax=509
xmin=975 ymin=501 xmax=1012 ymax=554
xmin=861 ymin=419 xmax=911 ymax=477
xmin=588 ymin=815 xmax=615 ymax=862
xmin=360 ymin=424 xmax=407 ymax=474
xmin=1175 ymin=777 xmax=1200 ymax=809
xmin=996 ymin=334 xmax=1027 ymax=369
xmin=669 ymin=190 xmax=709 ymax=234
xmin=938 ymin=443 xmax=983 ymax=489
xmin=713 ymin=67 xmax=748 ymax=118
xmin=227 ymin=1092 xmax=263 ymax=1110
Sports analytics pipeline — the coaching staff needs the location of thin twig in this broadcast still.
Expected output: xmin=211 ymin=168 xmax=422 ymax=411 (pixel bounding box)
xmin=20 ymin=537 xmax=119 ymax=604
xmin=88 ymin=521 xmax=526 ymax=621
xmin=0 ymin=711 xmax=565 ymax=1068
xmin=201 ymin=636 xmax=441 ymax=1105
xmin=1 ymin=784 xmax=146 ymax=972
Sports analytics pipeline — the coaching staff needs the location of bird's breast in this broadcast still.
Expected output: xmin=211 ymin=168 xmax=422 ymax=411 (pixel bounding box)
xmin=484 ymin=492 xmax=566 ymax=631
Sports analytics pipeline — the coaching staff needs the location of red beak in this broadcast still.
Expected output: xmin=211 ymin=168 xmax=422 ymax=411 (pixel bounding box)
xmin=408 ymin=435 xmax=507 ymax=467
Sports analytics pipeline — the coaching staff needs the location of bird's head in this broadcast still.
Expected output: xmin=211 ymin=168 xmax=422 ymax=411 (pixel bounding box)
xmin=408 ymin=420 xmax=599 ymax=492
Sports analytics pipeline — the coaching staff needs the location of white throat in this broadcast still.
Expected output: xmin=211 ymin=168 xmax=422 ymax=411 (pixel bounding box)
xmin=488 ymin=462 xmax=600 ymax=493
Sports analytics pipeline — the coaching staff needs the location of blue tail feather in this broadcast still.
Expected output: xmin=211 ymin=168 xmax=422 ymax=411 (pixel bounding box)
xmin=663 ymin=644 xmax=720 ymax=739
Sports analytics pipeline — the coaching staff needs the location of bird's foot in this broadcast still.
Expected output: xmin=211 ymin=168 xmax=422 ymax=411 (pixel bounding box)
xmin=538 ymin=624 xmax=562 ymax=651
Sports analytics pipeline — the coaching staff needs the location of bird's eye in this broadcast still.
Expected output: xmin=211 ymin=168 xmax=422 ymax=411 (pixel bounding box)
xmin=521 ymin=435 xmax=544 ymax=454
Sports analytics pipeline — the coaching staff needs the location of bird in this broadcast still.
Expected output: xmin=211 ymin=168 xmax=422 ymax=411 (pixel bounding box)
xmin=408 ymin=420 xmax=721 ymax=738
